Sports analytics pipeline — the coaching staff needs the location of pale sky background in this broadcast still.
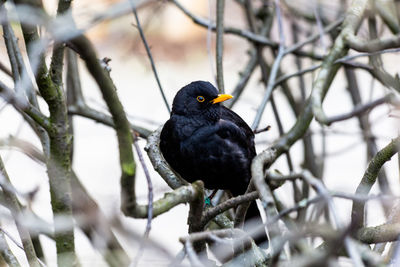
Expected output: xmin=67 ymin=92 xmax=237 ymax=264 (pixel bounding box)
xmin=1 ymin=0 xmax=400 ymax=266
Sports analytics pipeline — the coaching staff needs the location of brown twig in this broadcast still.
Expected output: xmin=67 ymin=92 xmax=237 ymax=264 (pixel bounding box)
xmin=251 ymin=0 xmax=286 ymax=130
xmin=324 ymin=94 xmax=396 ymax=125
xmin=352 ymin=136 xmax=400 ymax=229
xmin=216 ymin=0 xmax=225 ymax=93
xmin=201 ymin=191 xmax=259 ymax=228
xmin=130 ymin=4 xmax=171 ymax=113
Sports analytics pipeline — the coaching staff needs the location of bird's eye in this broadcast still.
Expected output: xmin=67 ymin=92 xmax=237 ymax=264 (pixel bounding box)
xmin=196 ymin=96 xmax=205 ymax=102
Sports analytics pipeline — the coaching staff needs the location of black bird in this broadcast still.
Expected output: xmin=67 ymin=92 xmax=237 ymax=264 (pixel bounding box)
xmin=160 ymin=81 xmax=267 ymax=246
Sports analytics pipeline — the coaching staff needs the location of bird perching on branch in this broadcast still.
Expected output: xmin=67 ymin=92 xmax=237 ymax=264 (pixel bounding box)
xmin=160 ymin=81 xmax=267 ymax=247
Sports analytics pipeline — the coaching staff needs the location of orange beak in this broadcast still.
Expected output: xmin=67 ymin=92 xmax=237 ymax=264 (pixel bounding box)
xmin=211 ymin=94 xmax=233 ymax=104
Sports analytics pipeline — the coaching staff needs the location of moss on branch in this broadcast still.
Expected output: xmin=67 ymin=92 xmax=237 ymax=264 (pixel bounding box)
xmin=351 ymin=136 xmax=400 ymax=229
xmin=69 ymin=35 xmax=136 ymax=215
xmin=123 ymin=182 xmax=203 ymax=219
xmin=357 ymin=223 xmax=400 ymax=244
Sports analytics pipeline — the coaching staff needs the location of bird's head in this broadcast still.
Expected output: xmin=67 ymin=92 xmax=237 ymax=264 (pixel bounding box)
xmin=171 ymin=81 xmax=233 ymax=117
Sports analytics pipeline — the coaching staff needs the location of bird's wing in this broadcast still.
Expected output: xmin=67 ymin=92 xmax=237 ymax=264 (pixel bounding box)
xmin=160 ymin=118 xmax=186 ymax=166
xmin=221 ymin=107 xmax=253 ymax=134
xmin=178 ymin=121 xmax=252 ymax=191
xmin=220 ymin=106 xmax=256 ymax=156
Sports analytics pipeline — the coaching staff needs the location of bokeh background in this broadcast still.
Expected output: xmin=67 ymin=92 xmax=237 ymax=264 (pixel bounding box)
xmin=1 ymin=0 xmax=400 ymax=266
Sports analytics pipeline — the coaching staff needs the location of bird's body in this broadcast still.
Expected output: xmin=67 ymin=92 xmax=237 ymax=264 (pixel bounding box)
xmin=160 ymin=81 xmax=255 ymax=195
xmin=160 ymin=81 xmax=267 ymax=246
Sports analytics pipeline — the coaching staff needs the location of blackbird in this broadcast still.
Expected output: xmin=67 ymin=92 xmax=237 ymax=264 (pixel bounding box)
xmin=160 ymin=81 xmax=267 ymax=246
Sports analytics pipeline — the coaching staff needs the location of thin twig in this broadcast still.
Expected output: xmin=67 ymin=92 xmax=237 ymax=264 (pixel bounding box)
xmin=170 ymin=0 xmax=327 ymax=60
xmin=184 ymin=240 xmax=204 ymax=267
xmin=0 ymin=157 xmax=41 ymax=267
xmin=68 ymin=104 xmax=151 ymax=139
xmin=131 ymin=133 xmax=153 ymax=267
xmin=324 ymin=94 xmax=396 ymax=125
xmin=0 ymin=80 xmax=52 ymax=132
xmin=312 ymin=1 xmax=327 ymax=54
xmin=346 ymin=33 xmax=400 ymax=52
xmin=0 ymin=228 xmax=22 ymax=267
xmin=0 ymin=227 xmax=24 ymax=251
xmin=227 ymin=50 xmax=258 ymax=108
xmin=1 ymin=6 xmax=20 ymax=82
xmin=216 ymin=0 xmax=225 ymax=93
xmin=130 ymin=4 xmax=171 ymax=113
xmin=206 ymin=0 xmax=216 ymax=83
xmin=336 ymin=48 xmax=400 ymax=64
xmin=200 ymin=191 xmax=259 ymax=228
xmin=251 ymin=0 xmax=286 ymax=130
xmin=284 ymin=18 xmax=343 ymax=56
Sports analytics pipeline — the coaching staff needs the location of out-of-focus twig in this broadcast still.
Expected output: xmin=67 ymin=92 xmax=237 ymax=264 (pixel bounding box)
xmin=358 ymin=223 xmax=400 ymax=244
xmin=68 ymin=104 xmax=151 ymax=139
xmin=131 ymin=133 xmax=153 ymax=267
xmin=0 ymin=80 xmax=52 ymax=132
xmin=227 ymin=50 xmax=258 ymax=108
xmin=311 ymin=0 xmax=369 ymax=125
xmin=375 ymin=0 xmax=400 ymax=34
xmin=0 ymin=135 xmax=131 ymax=267
xmin=347 ymin=33 xmax=400 ymax=52
xmin=251 ymin=0 xmax=286 ymax=130
xmin=0 ymin=227 xmax=22 ymax=267
xmin=70 ymin=35 xmax=137 ymax=218
xmin=184 ymin=239 xmax=204 ymax=267
xmin=169 ymin=0 xmax=324 ymax=60
xmin=0 ymin=60 xmax=12 ymax=77
xmin=324 ymin=94 xmax=396 ymax=125
xmin=48 ymin=0 xmax=72 ymax=88
xmin=0 ymin=156 xmax=40 ymax=267
xmin=1 ymin=7 xmax=20 ymax=82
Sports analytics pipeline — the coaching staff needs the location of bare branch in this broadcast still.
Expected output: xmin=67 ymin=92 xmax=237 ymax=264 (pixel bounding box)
xmin=216 ymin=0 xmax=225 ymax=93
xmin=0 ymin=229 xmax=22 ymax=267
xmin=352 ymin=136 xmax=400 ymax=229
xmin=131 ymin=133 xmax=154 ymax=267
xmin=251 ymin=0 xmax=286 ymax=130
xmin=68 ymin=104 xmax=151 ymax=139
xmin=324 ymin=94 xmax=397 ymax=125
xmin=0 ymin=81 xmax=52 ymax=132
xmin=69 ymin=35 xmax=137 ymax=218
xmin=130 ymin=5 xmax=171 ymax=113
xmin=347 ymin=33 xmax=400 ymax=52
xmin=358 ymin=223 xmax=400 ymax=244
xmin=170 ymin=0 xmax=324 ymax=60
xmin=0 ymin=157 xmax=40 ymax=267
xmin=311 ymin=0 xmax=369 ymax=125
xmin=123 ymin=182 xmax=203 ymax=219
xmin=201 ymin=191 xmax=259 ymax=228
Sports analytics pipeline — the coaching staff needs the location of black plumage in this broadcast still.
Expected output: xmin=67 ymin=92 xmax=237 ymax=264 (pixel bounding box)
xmin=160 ymin=81 xmax=267 ymax=246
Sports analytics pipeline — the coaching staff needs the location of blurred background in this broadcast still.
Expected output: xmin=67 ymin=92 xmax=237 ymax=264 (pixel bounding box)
xmin=1 ymin=0 xmax=400 ymax=266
